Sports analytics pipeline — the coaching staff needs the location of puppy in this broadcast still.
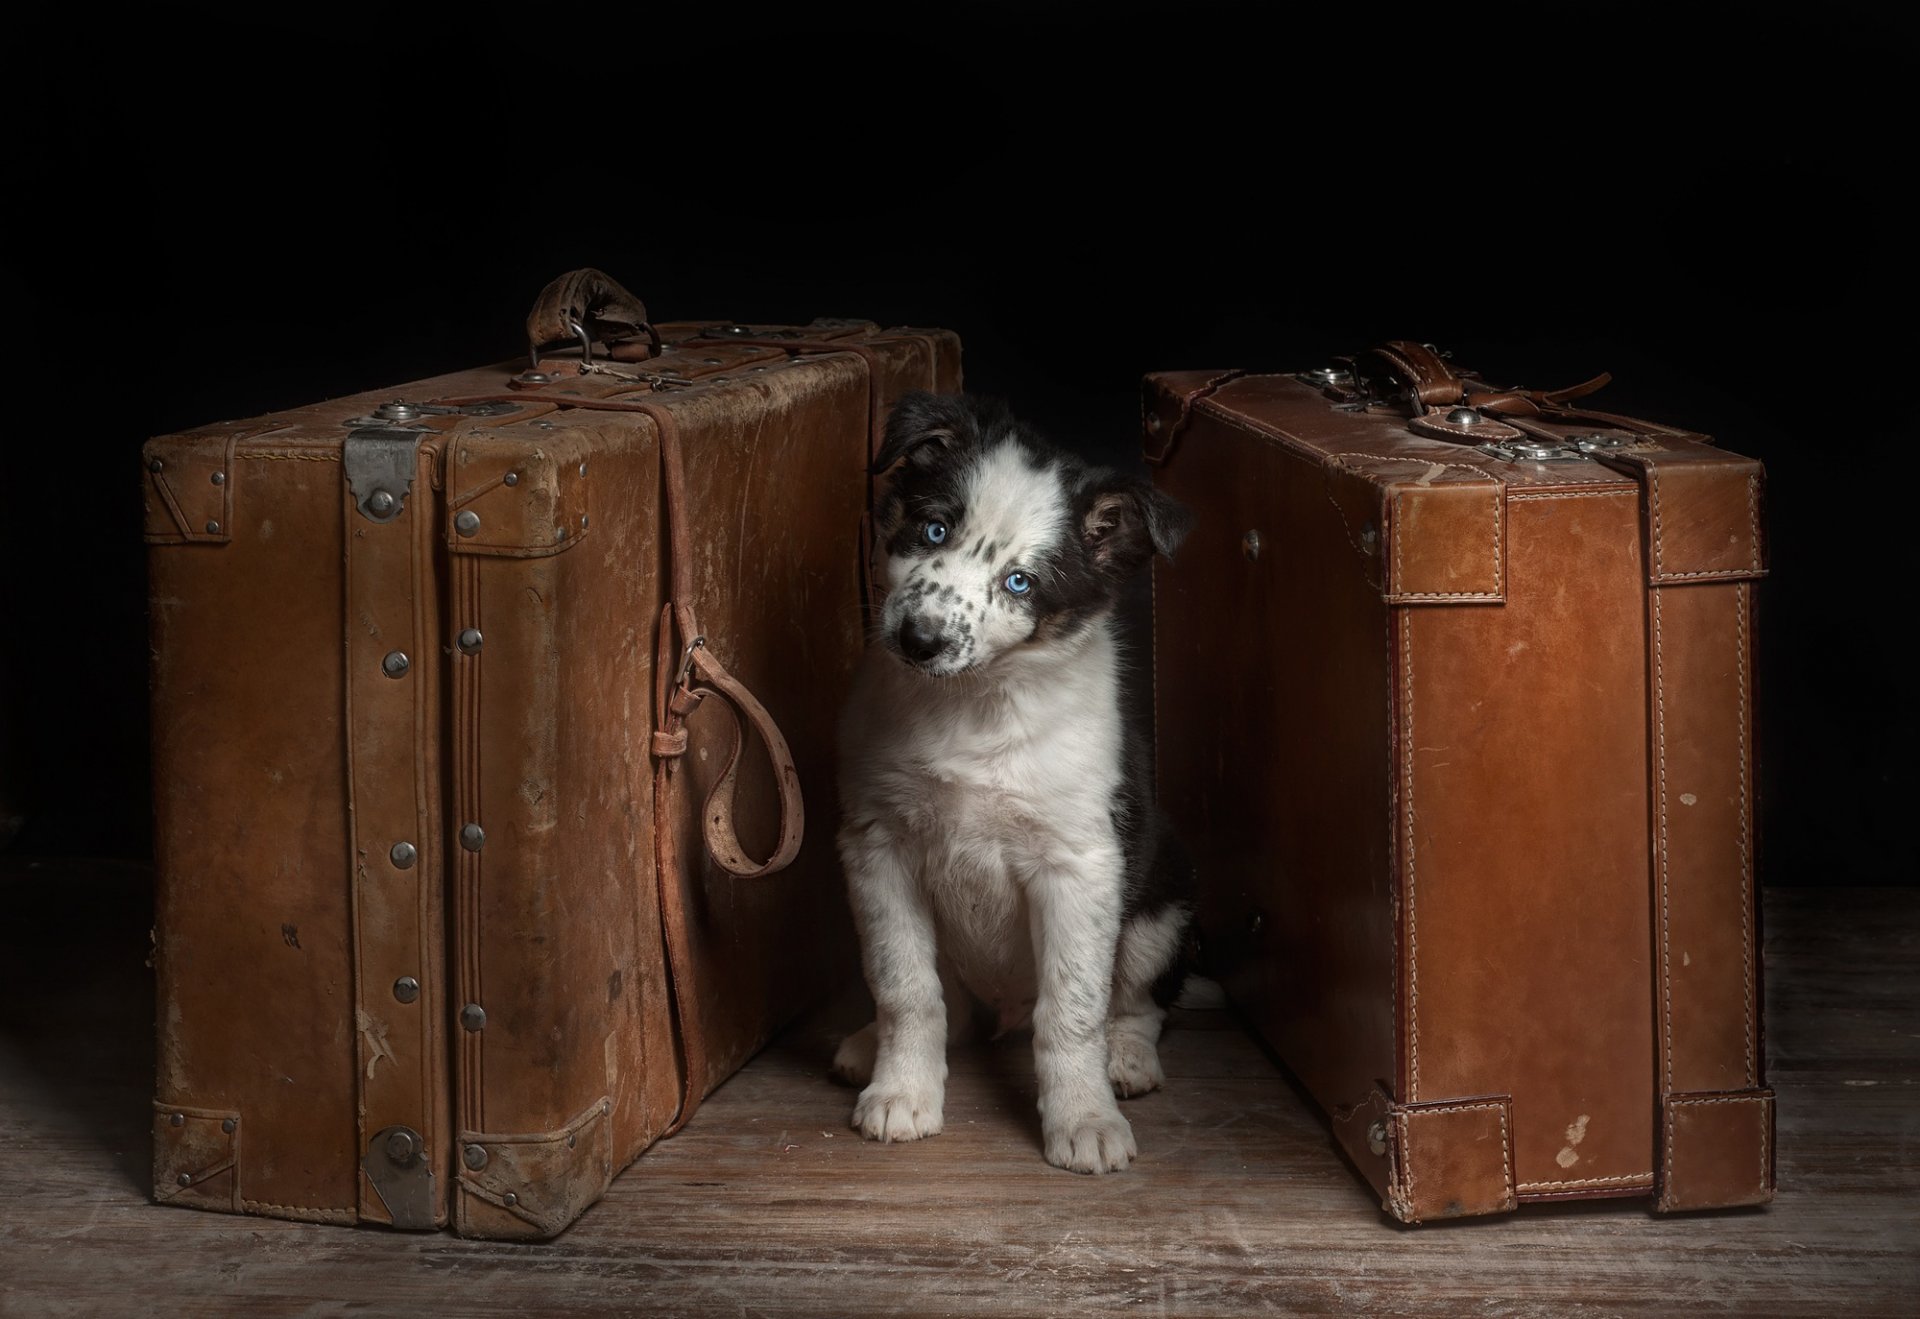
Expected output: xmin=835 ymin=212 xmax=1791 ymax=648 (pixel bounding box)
xmin=832 ymin=392 xmax=1193 ymax=1174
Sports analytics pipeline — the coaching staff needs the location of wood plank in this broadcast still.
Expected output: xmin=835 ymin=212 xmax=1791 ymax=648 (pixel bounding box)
xmin=0 ymin=865 xmax=1913 ymax=1317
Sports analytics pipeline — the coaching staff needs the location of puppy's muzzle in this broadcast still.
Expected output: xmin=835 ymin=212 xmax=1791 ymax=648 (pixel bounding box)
xmin=896 ymin=616 xmax=949 ymax=666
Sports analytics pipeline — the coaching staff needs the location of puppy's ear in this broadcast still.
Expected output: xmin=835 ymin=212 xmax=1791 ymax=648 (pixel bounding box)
xmin=872 ymin=392 xmax=973 ymax=475
xmin=1080 ymin=478 xmax=1194 ymax=573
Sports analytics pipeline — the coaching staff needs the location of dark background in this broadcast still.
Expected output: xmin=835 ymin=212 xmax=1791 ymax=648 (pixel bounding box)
xmin=0 ymin=5 xmax=1907 ymax=884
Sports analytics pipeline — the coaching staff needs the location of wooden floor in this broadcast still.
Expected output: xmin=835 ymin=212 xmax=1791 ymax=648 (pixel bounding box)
xmin=0 ymin=865 xmax=1914 ymax=1318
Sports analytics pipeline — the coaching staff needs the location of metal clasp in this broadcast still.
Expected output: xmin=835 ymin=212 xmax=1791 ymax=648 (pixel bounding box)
xmin=676 ymin=635 xmax=707 ymax=687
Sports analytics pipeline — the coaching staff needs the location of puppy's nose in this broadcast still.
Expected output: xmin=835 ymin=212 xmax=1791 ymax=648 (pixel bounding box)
xmin=897 ymin=616 xmax=948 ymax=664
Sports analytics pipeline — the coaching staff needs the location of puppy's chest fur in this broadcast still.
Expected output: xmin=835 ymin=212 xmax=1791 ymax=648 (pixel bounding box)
xmin=847 ymin=635 xmax=1125 ymax=1008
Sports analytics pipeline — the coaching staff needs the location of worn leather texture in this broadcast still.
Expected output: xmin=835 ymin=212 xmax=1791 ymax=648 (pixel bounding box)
xmin=147 ymin=317 xmax=961 ymax=1239
xmin=1148 ymin=360 xmax=1770 ymax=1221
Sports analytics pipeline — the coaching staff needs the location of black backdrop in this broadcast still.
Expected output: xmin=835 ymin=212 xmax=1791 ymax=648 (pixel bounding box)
xmin=1 ymin=5 xmax=1906 ymax=884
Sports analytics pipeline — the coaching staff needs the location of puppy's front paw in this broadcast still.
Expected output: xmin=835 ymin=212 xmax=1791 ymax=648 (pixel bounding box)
xmin=830 ymin=1022 xmax=878 ymax=1087
xmin=852 ymin=1083 xmax=944 ymax=1143
xmin=1108 ymin=1033 xmax=1165 ymax=1098
xmin=1044 ymin=1109 xmax=1137 ymax=1174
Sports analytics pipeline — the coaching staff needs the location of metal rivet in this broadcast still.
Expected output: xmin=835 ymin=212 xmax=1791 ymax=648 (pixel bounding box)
xmin=1446 ymin=408 xmax=1480 ymax=427
xmin=222 ymin=1118 xmax=237 ymax=1134
xmin=578 ymin=463 xmax=588 ymax=477
xmin=1360 ymin=523 xmax=1379 ymax=554
xmin=580 ymin=515 xmax=589 ymax=530
xmin=504 ymin=472 xmax=520 ymax=487
xmin=385 ymin=1129 xmax=419 ymax=1165
xmin=555 ymin=526 xmax=568 ymax=542
xmin=149 ymin=458 xmax=165 ymax=473
xmin=392 ymin=976 xmax=420 ymax=1004
xmin=178 ymin=1173 xmax=193 ymax=1186
xmin=1367 ymin=1121 xmax=1387 ymax=1156
xmin=464 ymin=1144 xmax=489 ymax=1170
xmin=210 ymin=471 xmax=226 ymax=486
xmin=503 ymin=1192 xmax=518 ymax=1207
xmin=390 ymin=840 xmax=418 ymax=869
xmin=1146 ymin=413 xmax=1164 ymax=435
xmin=517 ymin=371 xmax=552 ymax=386
xmin=382 ymin=650 xmax=411 ymax=679
xmin=602 ymin=1101 xmax=610 ymax=1116
xmin=455 ymin=509 xmax=481 ymax=537
xmin=170 ymin=1112 xmax=184 ymax=1127
xmin=461 ymin=1003 xmax=486 ymax=1032
xmin=368 ymin=489 xmax=396 ymax=516
xmin=205 ymin=520 xmax=221 ymax=535
xmin=567 ymin=1134 xmax=577 ymax=1149
xmin=460 ymin=823 xmax=485 ymax=852
xmin=1243 ymin=530 xmax=1261 ymax=562
xmin=702 ymin=357 xmax=723 ymax=365
xmin=457 ymin=628 xmax=483 ymax=655
xmin=376 ymin=401 xmax=419 ymax=422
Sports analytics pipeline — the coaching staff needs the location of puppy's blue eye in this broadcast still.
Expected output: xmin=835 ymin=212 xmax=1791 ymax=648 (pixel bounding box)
xmin=924 ymin=520 xmax=948 ymax=545
xmin=1005 ymin=571 xmax=1031 ymax=595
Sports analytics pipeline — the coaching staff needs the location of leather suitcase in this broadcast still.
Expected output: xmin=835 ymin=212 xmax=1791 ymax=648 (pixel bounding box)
xmin=144 ymin=270 xmax=960 ymax=1239
xmin=1146 ymin=342 xmax=1772 ymax=1222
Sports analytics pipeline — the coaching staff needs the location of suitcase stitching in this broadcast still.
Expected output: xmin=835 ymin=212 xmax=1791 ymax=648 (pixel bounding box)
xmin=1387 ymin=486 xmax=1504 ymax=600
xmin=239 ymin=1199 xmax=358 ymax=1224
xmin=1402 ymin=611 xmax=1420 ymax=1101
xmin=1736 ymin=585 xmax=1756 ymax=1085
xmin=1653 ymin=587 xmax=1674 ymax=1095
xmin=1518 ymin=1173 xmax=1654 ymax=1191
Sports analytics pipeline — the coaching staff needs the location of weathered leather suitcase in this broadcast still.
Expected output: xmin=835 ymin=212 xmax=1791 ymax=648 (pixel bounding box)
xmin=145 ymin=270 xmax=960 ymax=1238
xmin=1147 ymin=342 xmax=1772 ymax=1222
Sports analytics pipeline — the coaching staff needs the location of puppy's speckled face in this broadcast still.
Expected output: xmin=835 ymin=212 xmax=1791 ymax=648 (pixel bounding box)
xmin=870 ymin=394 xmax=1191 ymax=677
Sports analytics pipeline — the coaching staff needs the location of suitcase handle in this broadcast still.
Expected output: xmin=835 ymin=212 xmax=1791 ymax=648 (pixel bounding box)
xmin=1363 ymin=341 xmax=1466 ymax=409
xmin=1363 ymin=340 xmax=1616 ymax=423
xmin=526 ymin=268 xmax=662 ymax=369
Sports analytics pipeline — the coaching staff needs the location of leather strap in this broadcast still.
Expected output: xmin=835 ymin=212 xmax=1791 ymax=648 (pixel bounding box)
xmin=438 ymin=382 xmax=805 ymax=1138
xmin=1365 ymin=340 xmax=1615 ymax=421
xmin=525 ymin=268 xmax=662 ymax=366
xmin=438 ymin=391 xmax=805 ymax=882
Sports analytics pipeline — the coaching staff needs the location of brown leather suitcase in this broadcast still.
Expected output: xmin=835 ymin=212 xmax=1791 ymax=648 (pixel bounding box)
xmin=144 ymin=270 xmax=960 ymax=1239
xmin=1147 ymin=342 xmax=1772 ymax=1222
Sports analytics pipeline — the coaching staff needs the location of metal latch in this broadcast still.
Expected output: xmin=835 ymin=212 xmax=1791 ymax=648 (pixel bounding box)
xmin=363 ymin=1125 xmax=437 ymax=1230
xmin=342 ymin=400 xmax=522 ymax=523
xmin=1477 ymin=432 xmax=1632 ymax=463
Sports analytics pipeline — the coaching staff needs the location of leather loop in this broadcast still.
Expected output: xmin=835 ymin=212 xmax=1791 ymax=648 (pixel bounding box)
xmin=525 ymin=268 xmax=662 ymax=365
xmin=650 ymin=729 xmax=689 ymax=758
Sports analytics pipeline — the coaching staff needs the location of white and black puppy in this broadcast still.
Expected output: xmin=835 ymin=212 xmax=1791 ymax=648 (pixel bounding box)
xmin=832 ymin=392 xmax=1194 ymax=1174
